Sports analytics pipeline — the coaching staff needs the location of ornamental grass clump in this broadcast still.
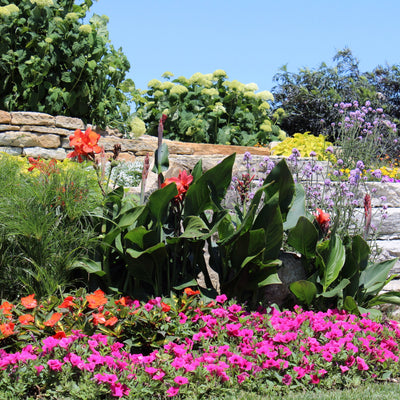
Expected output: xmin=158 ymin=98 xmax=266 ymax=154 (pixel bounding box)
xmin=1 ymin=290 xmax=400 ymax=398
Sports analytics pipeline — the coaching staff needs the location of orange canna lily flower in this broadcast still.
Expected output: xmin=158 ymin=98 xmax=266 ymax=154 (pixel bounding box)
xmin=18 ymin=314 xmax=35 ymax=325
xmin=68 ymin=128 xmax=103 ymax=162
xmin=43 ymin=312 xmax=63 ymax=327
xmin=314 ymin=208 xmax=330 ymax=233
xmin=184 ymin=287 xmax=200 ymax=296
xmin=21 ymin=294 xmax=37 ymax=309
xmin=53 ymin=331 xmax=67 ymax=339
xmin=161 ymin=302 xmax=171 ymax=312
xmin=162 ymin=170 xmax=193 ymax=201
xmin=86 ymin=290 xmax=108 ymax=309
xmin=0 ymin=322 xmax=14 ymax=337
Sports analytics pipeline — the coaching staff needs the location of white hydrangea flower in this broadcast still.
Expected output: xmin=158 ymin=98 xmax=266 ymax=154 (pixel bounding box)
xmin=213 ymin=69 xmax=227 ymax=78
xmin=258 ymin=102 xmax=270 ymax=111
xmin=256 ymin=90 xmax=274 ymax=101
xmin=153 ymin=90 xmax=164 ymax=98
xmin=161 ymin=71 xmax=174 ymax=79
xmin=65 ymin=12 xmax=79 ymax=21
xmin=30 ymin=0 xmax=53 ymax=7
xmin=244 ymin=83 xmax=258 ymax=92
xmin=130 ymin=117 xmax=146 ymax=136
xmin=225 ymin=80 xmax=245 ymax=92
xmin=278 ymin=129 xmax=286 ymax=141
xmin=244 ymin=91 xmax=256 ymax=99
xmin=160 ymin=81 xmax=174 ymax=90
xmin=201 ymin=88 xmax=218 ymax=96
xmin=213 ymin=102 xmax=226 ymax=114
xmin=170 ymin=85 xmax=188 ymax=95
xmin=260 ymin=120 xmax=272 ymax=132
xmin=79 ymin=24 xmax=92 ymax=34
xmin=175 ymin=76 xmax=189 ymax=85
xmin=0 ymin=4 xmax=20 ymax=16
xmin=147 ymin=79 xmax=162 ymax=89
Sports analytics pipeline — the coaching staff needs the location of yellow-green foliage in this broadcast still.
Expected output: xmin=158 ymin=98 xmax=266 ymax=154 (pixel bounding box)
xmin=271 ymin=132 xmax=333 ymax=160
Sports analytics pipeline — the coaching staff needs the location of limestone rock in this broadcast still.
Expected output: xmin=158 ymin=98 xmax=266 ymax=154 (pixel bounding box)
xmin=55 ymin=116 xmax=85 ymax=130
xmin=0 ymin=146 xmax=22 ymax=156
xmin=20 ymin=125 xmax=73 ymax=137
xmin=11 ymin=112 xmax=55 ymax=126
xmin=0 ymin=125 xmax=20 ymax=132
xmin=23 ymin=147 xmax=67 ymax=160
xmin=0 ymin=132 xmax=60 ymax=148
xmin=0 ymin=111 xmax=11 ymax=124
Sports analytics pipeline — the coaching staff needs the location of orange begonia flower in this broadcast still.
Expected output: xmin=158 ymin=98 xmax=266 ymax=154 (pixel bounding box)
xmin=43 ymin=312 xmax=63 ymax=327
xmin=0 ymin=322 xmax=14 ymax=337
xmin=0 ymin=301 xmax=13 ymax=318
xmin=92 ymin=313 xmax=106 ymax=325
xmin=58 ymin=296 xmax=76 ymax=309
xmin=184 ymin=288 xmax=200 ymax=296
xmin=104 ymin=316 xmax=118 ymax=326
xmin=86 ymin=290 xmax=108 ymax=309
xmin=18 ymin=314 xmax=35 ymax=325
xmin=21 ymin=294 xmax=37 ymax=309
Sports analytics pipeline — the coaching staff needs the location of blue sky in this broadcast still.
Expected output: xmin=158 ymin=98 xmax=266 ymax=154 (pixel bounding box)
xmin=87 ymin=0 xmax=400 ymax=93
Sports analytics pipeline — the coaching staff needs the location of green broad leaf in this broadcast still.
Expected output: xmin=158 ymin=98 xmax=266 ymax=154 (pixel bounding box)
xmin=283 ymin=183 xmax=308 ymax=230
xmin=343 ymin=296 xmax=359 ymax=314
xmin=342 ymin=235 xmax=370 ymax=279
xmin=125 ymin=227 xmax=159 ymax=250
xmin=287 ymin=216 xmax=318 ymax=259
xmin=319 ymin=279 xmax=350 ymax=298
xmin=191 ymin=159 xmax=203 ymax=182
xmin=253 ymin=194 xmax=283 ymax=261
xmin=118 ymin=205 xmax=146 ymax=229
xmin=368 ymin=292 xmax=400 ymax=307
xmin=360 ymin=258 xmax=398 ymax=293
xmin=255 ymin=260 xmax=282 ymax=287
xmin=320 ymin=234 xmax=346 ymax=292
xmin=70 ymin=258 xmax=106 ymax=277
xmin=181 ymin=215 xmax=210 ymax=238
xmin=146 ymin=183 xmax=177 ymax=224
xmin=289 ymin=280 xmax=317 ymax=306
xmin=152 ymin=142 xmax=169 ymax=174
xmin=173 ymin=279 xmax=198 ymax=291
xmin=263 ymin=159 xmax=295 ymax=215
xmin=126 ymin=241 xmax=166 ymax=259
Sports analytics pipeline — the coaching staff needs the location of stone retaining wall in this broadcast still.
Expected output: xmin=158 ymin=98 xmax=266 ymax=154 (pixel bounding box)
xmin=1 ymin=110 xmax=399 ymax=285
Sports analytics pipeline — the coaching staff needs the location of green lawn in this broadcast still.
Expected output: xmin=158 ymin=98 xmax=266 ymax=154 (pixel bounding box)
xmin=222 ymin=382 xmax=400 ymax=400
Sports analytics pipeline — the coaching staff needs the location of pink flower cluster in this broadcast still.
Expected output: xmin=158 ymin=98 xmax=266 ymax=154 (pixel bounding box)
xmin=1 ymin=301 xmax=400 ymax=397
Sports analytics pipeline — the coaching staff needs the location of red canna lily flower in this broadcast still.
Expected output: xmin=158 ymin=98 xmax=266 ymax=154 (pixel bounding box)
xmin=18 ymin=314 xmax=34 ymax=325
xmin=162 ymin=170 xmax=193 ymax=201
xmin=314 ymin=208 xmax=330 ymax=233
xmin=86 ymin=290 xmax=108 ymax=309
xmin=161 ymin=302 xmax=171 ymax=312
xmin=184 ymin=287 xmax=200 ymax=296
xmin=43 ymin=312 xmax=63 ymax=327
xmin=21 ymin=294 xmax=37 ymax=309
xmin=0 ymin=322 xmax=14 ymax=337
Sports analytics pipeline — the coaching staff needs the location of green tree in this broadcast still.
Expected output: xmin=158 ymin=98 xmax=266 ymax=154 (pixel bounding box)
xmin=271 ymin=48 xmax=378 ymax=138
xmin=0 ymin=0 xmax=135 ymax=131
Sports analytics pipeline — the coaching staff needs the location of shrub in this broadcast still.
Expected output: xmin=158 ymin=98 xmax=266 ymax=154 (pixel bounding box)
xmin=135 ymin=70 xmax=286 ymax=146
xmin=0 ymin=154 xmax=102 ymax=299
xmin=0 ymin=0 xmax=135 ymax=131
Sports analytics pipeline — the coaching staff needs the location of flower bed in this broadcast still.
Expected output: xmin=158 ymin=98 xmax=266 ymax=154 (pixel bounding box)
xmin=1 ymin=290 xmax=400 ymax=398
